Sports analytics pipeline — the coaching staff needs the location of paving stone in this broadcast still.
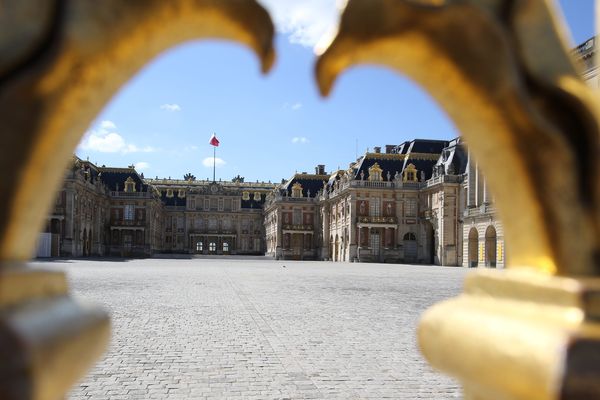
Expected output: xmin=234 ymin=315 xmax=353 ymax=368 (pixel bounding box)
xmin=32 ymin=258 xmax=466 ymax=399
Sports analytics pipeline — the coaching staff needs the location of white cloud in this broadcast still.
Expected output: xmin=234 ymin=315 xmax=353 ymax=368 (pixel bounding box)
xmin=259 ymin=0 xmax=347 ymax=53
xmin=292 ymin=136 xmax=309 ymax=144
xmin=160 ymin=103 xmax=181 ymax=112
xmin=134 ymin=162 xmax=150 ymax=171
xmin=79 ymin=120 xmax=157 ymax=154
xmin=202 ymin=157 xmax=226 ymax=167
xmin=282 ymin=101 xmax=303 ymax=111
xmin=100 ymin=120 xmax=116 ymax=130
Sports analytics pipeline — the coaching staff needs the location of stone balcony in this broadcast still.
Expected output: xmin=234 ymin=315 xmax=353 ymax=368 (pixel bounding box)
xmin=110 ymin=190 xmax=154 ymax=198
xmin=424 ymin=174 xmax=463 ymax=188
xmin=463 ymin=203 xmax=496 ymax=217
xmin=110 ymin=219 xmax=146 ymax=227
xmin=282 ymin=224 xmax=314 ymax=231
xmin=357 ymin=216 xmax=398 ymax=224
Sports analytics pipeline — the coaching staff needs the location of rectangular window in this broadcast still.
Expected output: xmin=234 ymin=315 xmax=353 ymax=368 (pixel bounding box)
xmin=124 ymin=205 xmax=134 ymax=220
xmin=222 ymin=218 xmax=231 ymax=230
xmin=370 ymin=198 xmax=380 ymax=217
xmin=136 ymin=209 xmax=145 ymax=221
xmin=405 ymin=198 xmax=417 ymax=217
xmin=111 ymin=208 xmax=121 ymax=222
xmin=210 ymin=198 xmax=217 ymax=210
xmin=224 ymin=198 xmax=232 ymax=210
xmin=208 ymin=218 xmax=217 ymax=230
xmin=293 ymin=209 xmax=302 ymax=225
xmin=189 ymin=199 xmax=196 ymax=210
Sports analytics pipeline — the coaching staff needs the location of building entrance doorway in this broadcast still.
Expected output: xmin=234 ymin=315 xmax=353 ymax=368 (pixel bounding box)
xmin=122 ymin=232 xmax=132 ymax=257
xmin=485 ymin=225 xmax=497 ymax=267
xmin=425 ymin=222 xmax=435 ymax=264
xmin=468 ymin=228 xmax=479 ymax=267
xmin=403 ymin=232 xmax=417 ymax=262
xmin=371 ymin=232 xmax=380 ymax=258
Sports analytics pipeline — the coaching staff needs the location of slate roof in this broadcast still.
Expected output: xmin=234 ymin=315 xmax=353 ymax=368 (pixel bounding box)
xmin=241 ymin=192 xmax=266 ymax=209
xmin=77 ymin=159 xmax=102 ymax=184
xmin=282 ymin=173 xmax=329 ymax=198
xmin=353 ymin=154 xmax=405 ymax=181
xmin=98 ymin=167 xmax=148 ymax=193
xmin=161 ymin=191 xmax=187 ymax=207
xmin=435 ymin=137 xmax=468 ymax=175
xmin=352 ymin=139 xmax=450 ymax=181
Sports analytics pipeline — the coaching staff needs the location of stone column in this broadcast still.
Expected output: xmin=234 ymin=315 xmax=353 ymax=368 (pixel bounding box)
xmin=348 ymin=196 xmax=357 ymax=261
xmin=321 ymin=207 xmax=330 ymax=260
xmin=467 ymin=152 xmax=476 ymax=207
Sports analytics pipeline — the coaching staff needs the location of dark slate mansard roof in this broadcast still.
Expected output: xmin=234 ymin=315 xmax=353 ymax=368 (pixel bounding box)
xmin=434 ymin=137 xmax=468 ymax=176
xmin=282 ymin=173 xmax=329 ymax=197
xmin=98 ymin=167 xmax=149 ymax=193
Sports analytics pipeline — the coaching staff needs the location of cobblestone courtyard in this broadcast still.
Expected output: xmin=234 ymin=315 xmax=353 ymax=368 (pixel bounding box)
xmin=35 ymin=258 xmax=467 ymax=399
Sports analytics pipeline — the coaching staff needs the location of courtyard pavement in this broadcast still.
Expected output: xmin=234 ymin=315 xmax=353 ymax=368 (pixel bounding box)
xmin=33 ymin=258 xmax=467 ymax=399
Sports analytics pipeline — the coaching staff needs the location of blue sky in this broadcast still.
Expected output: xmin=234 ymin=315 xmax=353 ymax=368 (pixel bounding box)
xmin=77 ymin=0 xmax=595 ymax=183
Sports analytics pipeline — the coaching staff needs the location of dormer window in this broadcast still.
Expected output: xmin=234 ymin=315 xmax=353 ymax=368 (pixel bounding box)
xmin=403 ymin=163 xmax=418 ymax=182
xmin=166 ymin=189 xmax=174 ymax=198
xmin=368 ymin=162 xmax=383 ymax=181
xmin=124 ymin=177 xmax=136 ymax=192
xmin=178 ymin=189 xmax=186 ymax=198
xmin=242 ymin=191 xmax=250 ymax=200
xmin=291 ymin=183 xmax=303 ymax=198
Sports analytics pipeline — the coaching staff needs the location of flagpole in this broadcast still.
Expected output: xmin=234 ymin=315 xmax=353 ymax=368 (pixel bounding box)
xmin=213 ymin=145 xmax=216 ymax=183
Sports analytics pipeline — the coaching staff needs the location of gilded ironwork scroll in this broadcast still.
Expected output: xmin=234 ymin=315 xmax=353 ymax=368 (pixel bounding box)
xmin=317 ymin=0 xmax=600 ymax=398
xmin=0 ymin=1 xmax=274 ymax=399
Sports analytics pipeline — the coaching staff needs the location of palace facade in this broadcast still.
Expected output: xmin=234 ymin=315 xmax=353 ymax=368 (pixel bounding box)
xmin=38 ymin=140 xmax=502 ymax=267
xmin=39 ymin=37 xmax=597 ymax=267
xmin=264 ymin=138 xmax=483 ymax=266
xmin=39 ymin=158 xmax=275 ymax=257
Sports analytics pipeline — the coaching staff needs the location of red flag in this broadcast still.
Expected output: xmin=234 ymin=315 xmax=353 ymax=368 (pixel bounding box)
xmin=209 ymin=133 xmax=220 ymax=147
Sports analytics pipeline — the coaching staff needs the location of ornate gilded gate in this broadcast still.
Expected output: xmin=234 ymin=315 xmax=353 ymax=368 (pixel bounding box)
xmin=1 ymin=1 xmax=599 ymax=399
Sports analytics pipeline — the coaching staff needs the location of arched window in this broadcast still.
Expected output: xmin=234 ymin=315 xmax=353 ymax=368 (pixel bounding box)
xmin=291 ymin=182 xmax=303 ymax=198
xmin=403 ymin=163 xmax=418 ymax=182
xmin=223 ymin=242 xmax=229 ymax=252
xmin=209 ymin=242 xmax=216 ymax=252
xmin=368 ymin=162 xmax=383 ymax=181
xmin=403 ymin=232 xmax=416 ymax=241
xmin=468 ymin=228 xmax=479 ymax=268
xmin=196 ymin=241 xmax=203 ymax=252
xmin=485 ymin=225 xmax=497 ymax=267
xmin=124 ymin=176 xmax=136 ymax=192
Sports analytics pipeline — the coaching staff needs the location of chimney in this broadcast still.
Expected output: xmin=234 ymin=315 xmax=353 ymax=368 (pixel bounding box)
xmin=315 ymin=164 xmax=326 ymax=175
xmin=385 ymin=145 xmax=395 ymax=154
xmin=374 ymin=146 xmax=381 ymax=153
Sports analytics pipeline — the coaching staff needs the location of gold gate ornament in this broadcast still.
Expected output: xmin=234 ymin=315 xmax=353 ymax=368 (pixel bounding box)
xmin=1 ymin=0 xmax=600 ymax=399
xmin=0 ymin=1 xmax=273 ymax=399
xmin=316 ymin=0 xmax=600 ymax=399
